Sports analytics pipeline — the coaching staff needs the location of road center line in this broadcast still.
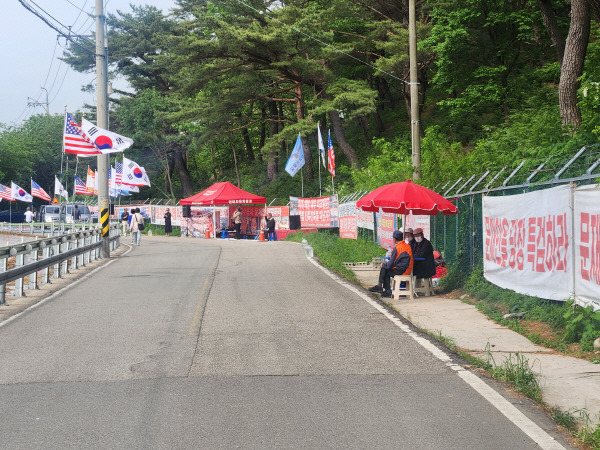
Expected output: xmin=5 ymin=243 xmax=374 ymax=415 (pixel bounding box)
xmin=306 ymin=256 xmax=565 ymax=450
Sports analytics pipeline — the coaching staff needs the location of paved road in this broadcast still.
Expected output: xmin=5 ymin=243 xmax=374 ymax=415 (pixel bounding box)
xmin=0 ymin=237 xmax=572 ymax=449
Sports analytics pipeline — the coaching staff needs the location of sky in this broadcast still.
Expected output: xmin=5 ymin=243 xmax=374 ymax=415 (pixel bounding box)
xmin=1 ymin=0 xmax=176 ymax=126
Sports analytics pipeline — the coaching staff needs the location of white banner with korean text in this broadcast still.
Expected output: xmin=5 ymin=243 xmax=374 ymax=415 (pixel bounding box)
xmin=339 ymin=202 xmax=357 ymax=239
xmin=574 ymin=185 xmax=600 ymax=309
xmin=482 ymin=185 xmax=573 ymax=301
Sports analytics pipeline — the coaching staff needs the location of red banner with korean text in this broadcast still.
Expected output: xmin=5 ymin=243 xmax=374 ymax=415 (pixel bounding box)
xmin=339 ymin=202 xmax=357 ymax=239
xmin=483 ymin=185 xmax=574 ymax=301
xmin=376 ymin=212 xmax=397 ymax=250
xmin=574 ymin=186 xmax=600 ymax=310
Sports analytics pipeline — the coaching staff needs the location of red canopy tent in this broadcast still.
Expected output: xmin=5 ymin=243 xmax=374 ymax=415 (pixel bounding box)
xmin=179 ymin=182 xmax=267 ymax=238
xmin=179 ymin=181 xmax=266 ymax=206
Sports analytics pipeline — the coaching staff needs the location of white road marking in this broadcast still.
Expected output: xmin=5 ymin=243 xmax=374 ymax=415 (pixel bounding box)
xmin=307 ymin=256 xmax=565 ymax=450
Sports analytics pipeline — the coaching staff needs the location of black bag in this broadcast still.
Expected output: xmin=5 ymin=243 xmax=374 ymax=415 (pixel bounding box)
xmin=135 ymin=214 xmax=145 ymax=231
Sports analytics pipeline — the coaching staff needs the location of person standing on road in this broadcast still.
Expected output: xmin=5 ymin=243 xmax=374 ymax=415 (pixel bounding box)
xmin=369 ymin=230 xmax=413 ymax=298
xmin=264 ymin=212 xmax=276 ymax=240
xmin=73 ymin=205 xmax=81 ymax=222
xmin=232 ymin=206 xmax=242 ymax=239
xmin=121 ymin=208 xmax=130 ymax=237
xmin=24 ymin=207 xmax=34 ymax=224
xmin=164 ymin=208 xmax=172 ymax=237
xmin=130 ymin=208 xmax=144 ymax=246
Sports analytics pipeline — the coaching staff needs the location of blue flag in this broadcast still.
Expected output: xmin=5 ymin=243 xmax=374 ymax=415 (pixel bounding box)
xmin=285 ymin=133 xmax=305 ymax=177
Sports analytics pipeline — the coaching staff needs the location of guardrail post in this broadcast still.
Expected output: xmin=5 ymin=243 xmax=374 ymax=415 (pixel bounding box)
xmin=53 ymin=239 xmax=61 ymax=279
xmin=41 ymin=243 xmax=50 ymax=284
xmin=70 ymin=237 xmax=77 ymax=271
xmin=0 ymin=257 xmax=6 ymax=305
xmin=28 ymin=245 xmax=38 ymax=290
xmin=13 ymin=251 xmax=24 ymax=297
xmin=61 ymin=237 xmax=69 ymax=275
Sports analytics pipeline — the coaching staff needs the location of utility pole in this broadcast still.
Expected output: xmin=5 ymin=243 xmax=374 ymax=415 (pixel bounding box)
xmin=27 ymin=88 xmax=49 ymax=115
xmin=409 ymin=0 xmax=421 ymax=180
xmin=96 ymin=0 xmax=110 ymax=257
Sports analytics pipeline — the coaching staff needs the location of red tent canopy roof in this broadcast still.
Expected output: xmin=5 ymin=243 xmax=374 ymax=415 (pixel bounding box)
xmin=179 ymin=182 xmax=266 ymax=206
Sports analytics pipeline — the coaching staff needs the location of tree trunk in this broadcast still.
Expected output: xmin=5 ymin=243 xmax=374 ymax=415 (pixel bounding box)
xmin=231 ymin=137 xmax=241 ymax=188
xmin=164 ymin=154 xmax=174 ymax=196
xmin=173 ymin=145 xmax=194 ymax=197
xmin=242 ymin=127 xmax=254 ymax=162
xmin=259 ymin=104 xmax=266 ymax=160
xmin=267 ymin=101 xmax=279 ymax=181
xmin=373 ymin=107 xmax=385 ymax=134
xmin=357 ymin=116 xmax=370 ymax=145
xmin=328 ymin=108 xmax=360 ymax=169
xmin=537 ymin=0 xmax=566 ymax=64
xmin=294 ymin=83 xmax=313 ymax=180
xmin=558 ymin=0 xmax=590 ymax=128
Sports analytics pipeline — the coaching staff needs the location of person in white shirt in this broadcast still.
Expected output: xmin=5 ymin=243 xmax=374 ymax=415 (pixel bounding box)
xmin=24 ymin=207 xmax=34 ymax=223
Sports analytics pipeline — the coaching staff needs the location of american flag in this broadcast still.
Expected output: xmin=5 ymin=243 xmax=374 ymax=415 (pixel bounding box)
xmin=327 ymin=130 xmax=335 ymax=178
xmin=0 ymin=183 xmax=14 ymax=201
xmin=115 ymin=160 xmax=123 ymax=184
xmin=64 ymin=113 xmax=101 ymax=156
xmin=31 ymin=179 xmax=51 ymax=201
xmin=74 ymin=175 xmax=89 ymax=195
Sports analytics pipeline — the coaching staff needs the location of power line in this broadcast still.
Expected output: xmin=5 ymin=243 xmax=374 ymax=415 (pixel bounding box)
xmin=17 ymin=0 xmax=97 ymax=56
xmin=232 ymin=0 xmax=408 ymax=85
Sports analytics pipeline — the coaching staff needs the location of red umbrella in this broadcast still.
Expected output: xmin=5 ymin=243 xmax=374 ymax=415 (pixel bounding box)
xmin=356 ymin=179 xmax=459 ymax=215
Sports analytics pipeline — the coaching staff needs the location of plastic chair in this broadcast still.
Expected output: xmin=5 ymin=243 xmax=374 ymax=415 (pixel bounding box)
xmin=391 ymin=274 xmax=415 ymax=300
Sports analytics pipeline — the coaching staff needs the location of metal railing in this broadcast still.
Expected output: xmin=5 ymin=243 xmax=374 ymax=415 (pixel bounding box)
xmin=0 ymin=223 xmax=121 ymax=305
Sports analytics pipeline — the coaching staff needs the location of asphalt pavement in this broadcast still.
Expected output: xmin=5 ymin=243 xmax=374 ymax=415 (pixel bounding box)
xmin=0 ymin=236 xmax=578 ymax=449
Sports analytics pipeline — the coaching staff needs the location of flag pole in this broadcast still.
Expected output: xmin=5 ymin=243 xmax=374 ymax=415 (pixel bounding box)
xmin=301 ymin=167 xmax=304 ymax=198
xmin=317 ymin=122 xmax=322 ymax=196
xmin=60 ymin=108 xmax=66 ymax=184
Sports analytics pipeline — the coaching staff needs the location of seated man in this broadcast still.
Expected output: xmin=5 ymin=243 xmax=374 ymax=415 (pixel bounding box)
xmin=369 ymin=230 xmax=414 ymax=298
xmin=412 ymin=227 xmax=436 ymax=280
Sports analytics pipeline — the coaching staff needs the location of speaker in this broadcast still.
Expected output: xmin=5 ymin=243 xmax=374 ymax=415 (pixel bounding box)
xmin=289 ymin=215 xmax=301 ymax=230
xmin=110 ymin=204 xmax=115 ymax=215
xmin=182 ymin=205 xmax=192 ymax=218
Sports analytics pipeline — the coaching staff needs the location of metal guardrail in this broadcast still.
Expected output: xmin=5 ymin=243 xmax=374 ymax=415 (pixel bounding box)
xmin=0 ymin=223 xmax=121 ymax=305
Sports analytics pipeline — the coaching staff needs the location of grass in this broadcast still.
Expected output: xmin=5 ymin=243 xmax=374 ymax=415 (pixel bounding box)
xmin=144 ymin=224 xmax=181 ymax=237
xmin=285 ymin=230 xmax=385 ymax=282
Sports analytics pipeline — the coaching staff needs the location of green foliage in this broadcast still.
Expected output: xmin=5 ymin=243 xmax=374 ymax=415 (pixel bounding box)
xmin=285 ymin=230 xmax=384 ymax=281
xmin=563 ymin=300 xmax=600 ymax=350
xmin=489 ymin=353 xmax=543 ymax=403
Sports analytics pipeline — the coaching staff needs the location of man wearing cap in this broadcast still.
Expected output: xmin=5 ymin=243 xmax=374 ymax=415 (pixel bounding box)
xmin=412 ymin=227 xmax=436 ymax=280
xmin=369 ymin=230 xmax=414 ymax=298
xmin=404 ymin=227 xmax=415 ymax=251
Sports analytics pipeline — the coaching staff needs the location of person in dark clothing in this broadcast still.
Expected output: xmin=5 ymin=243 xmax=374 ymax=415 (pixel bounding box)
xmin=369 ymin=230 xmax=414 ymax=298
xmin=73 ymin=205 xmax=81 ymax=222
xmin=264 ymin=212 xmax=276 ymax=239
xmin=164 ymin=208 xmax=172 ymax=236
xmin=232 ymin=206 xmax=243 ymax=239
xmin=412 ymin=227 xmax=436 ymax=279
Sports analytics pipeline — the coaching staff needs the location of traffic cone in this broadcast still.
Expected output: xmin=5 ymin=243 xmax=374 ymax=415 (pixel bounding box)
xmin=205 ymin=229 xmax=211 ymax=239
xmin=259 ymin=229 xmax=265 ymax=241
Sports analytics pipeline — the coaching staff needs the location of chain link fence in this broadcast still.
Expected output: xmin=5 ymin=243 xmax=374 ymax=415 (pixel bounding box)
xmin=430 ymin=144 xmax=600 ymax=270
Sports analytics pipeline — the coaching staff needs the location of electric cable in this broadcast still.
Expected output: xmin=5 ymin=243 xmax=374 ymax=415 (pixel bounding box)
xmin=232 ymin=0 xmax=408 ymax=85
